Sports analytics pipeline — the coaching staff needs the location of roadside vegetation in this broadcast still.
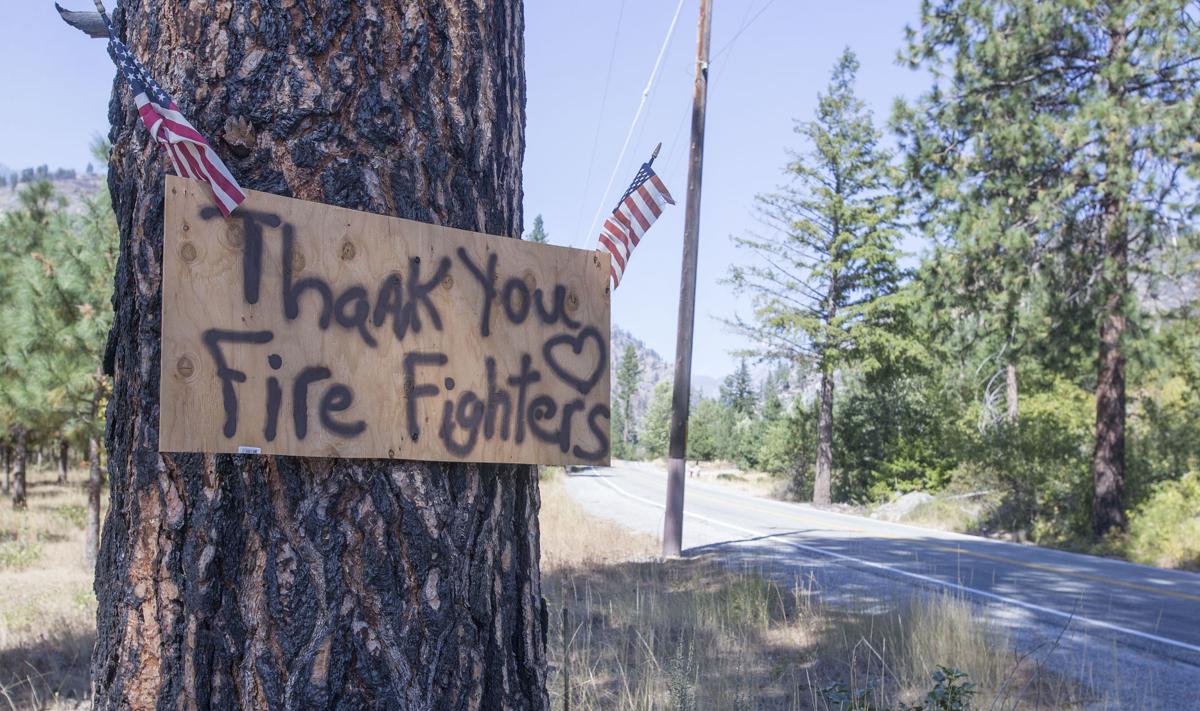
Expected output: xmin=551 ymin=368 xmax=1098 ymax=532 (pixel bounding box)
xmin=1 ymin=465 xmax=1088 ymax=710
xmin=609 ymin=5 xmax=1200 ymax=569
xmin=539 ymin=468 xmax=1083 ymax=710
xmin=0 ymin=465 xmax=99 ymax=710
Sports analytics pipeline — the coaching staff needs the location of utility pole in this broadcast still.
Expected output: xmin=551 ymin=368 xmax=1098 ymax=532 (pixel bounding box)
xmin=662 ymin=0 xmax=712 ymax=558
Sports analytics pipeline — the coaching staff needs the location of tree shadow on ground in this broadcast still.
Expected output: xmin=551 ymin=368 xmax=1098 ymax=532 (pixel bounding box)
xmin=0 ymin=626 xmax=93 ymax=709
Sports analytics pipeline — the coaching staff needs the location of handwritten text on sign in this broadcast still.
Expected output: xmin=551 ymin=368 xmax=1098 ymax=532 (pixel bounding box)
xmin=160 ymin=176 xmax=611 ymax=465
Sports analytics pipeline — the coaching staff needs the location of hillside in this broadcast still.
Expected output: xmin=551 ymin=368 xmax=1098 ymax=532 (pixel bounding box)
xmin=609 ymin=325 xmax=755 ymax=430
xmin=0 ymin=172 xmax=105 ymax=215
xmin=609 ymin=326 xmax=672 ymax=428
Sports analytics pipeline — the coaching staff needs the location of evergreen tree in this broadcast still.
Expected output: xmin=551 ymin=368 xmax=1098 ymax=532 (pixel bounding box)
xmin=686 ymin=398 xmax=723 ymax=461
xmin=88 ymin=2 xmax=545 ymax=703
xmin=0 ymin=181 xmax=64 ymax=509
xmin=760 ymin=363 xmax=791 ymax=405
xmin=640 ymin=380 xmax=673 ymax=458
xmin=719 ymin=360 xmax=757 ymax=416
xmin=897 ymin=0 xmax=1200 ymax=536
xmin=756 ymin=392 xmax=800 ymax=475
xmin=525 ymin=213 xmax=549 ymax=243
xmin=729 ymin=49 xmax=912 ymax=504
xmin=612 ymin=343 xmax=641 ymax=458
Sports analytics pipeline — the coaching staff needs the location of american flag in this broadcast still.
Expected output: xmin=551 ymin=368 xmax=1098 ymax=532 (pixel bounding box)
xmin=103 ymin=16 xmax=245 ymax=216
xmin=597 ymin=160 xmax=675 ymax=288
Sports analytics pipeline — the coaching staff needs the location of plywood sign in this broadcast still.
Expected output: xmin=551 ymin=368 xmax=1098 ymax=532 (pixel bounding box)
xmin=160 ymin=176 xmax=611 ymax=465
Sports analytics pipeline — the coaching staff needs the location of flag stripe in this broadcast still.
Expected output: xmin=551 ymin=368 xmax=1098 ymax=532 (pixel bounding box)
xmin=616 ymin=207 xmax=646 ymax=243
xmin=636 ymin=185 xmax=663 ymax=218
xmin=603 ymin=218 xmax=631 ymax=252
xmin=649 ymin=175 xmax=675 ymax=204
xmin=624 ymin=197 xmax=651 ymax=233
xmin=598 ymin=234 xmax=627 ymax=273
xmin=182 ymin=142 xmax=239 ymax=215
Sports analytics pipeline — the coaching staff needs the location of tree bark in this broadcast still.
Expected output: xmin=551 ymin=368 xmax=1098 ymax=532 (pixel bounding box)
xmin=813 ymin=369 xmax=834 ymax=505
xmin=1092 ymin=23 xmax=1128 ymax=539
xmin=2 ymin=442 xmax=10 ymax=495
xmin=86 ymin=368 xmax=105 ymax=565
xmin=1005 ymin=362 xmax=1018 ymax=424
xmin=57 ymin=438 xmax=69 ymax=484
xmin=1092 ymin=197 xmax=1127 ymax=537
xmin=12 ymin=426 xmax=27 ymax=510
xmin=93 ymin=2 xmax=545 ymax=709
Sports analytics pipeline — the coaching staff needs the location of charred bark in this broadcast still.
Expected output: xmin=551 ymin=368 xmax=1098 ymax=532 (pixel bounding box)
xmin=93 ymin=2 xmax=544 ymax=708
xmin=12 ymin=426 xmax=27 ymax=510
xmin=813 ymin=369 xmax=834 ymax=505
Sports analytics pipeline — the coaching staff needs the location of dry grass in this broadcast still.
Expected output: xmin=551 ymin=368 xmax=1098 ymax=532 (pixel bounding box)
xmin=1 ymin=465 xmax=1084 ymax=709
xmin=539 ymin=468 xmax=1083 ymax=710
xmin=0 ymin=466 xmax=99 ymax=711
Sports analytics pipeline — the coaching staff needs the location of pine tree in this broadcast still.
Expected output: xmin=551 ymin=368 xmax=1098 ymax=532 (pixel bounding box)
xmin=897 ymin=0 xmax=1200 ymax=536
xmin=0 ymin=181 xmax=66 ymax=509
xmin=88 ymin=2 xmax=544 ymax=705
xmin=640 ymin=380 xmax=673 ymax=458
xmin=729 ymin=49 xmax=911 ymax=505
xmin=525 ymin=213 xmax=549 ymax=243
xmin=686 ymin=398 xmax=723 ymax=462
xmin=613 ymin=344 xmax=642 ymax=458
xmin=719 ymin=360 xmax=757 ymax=416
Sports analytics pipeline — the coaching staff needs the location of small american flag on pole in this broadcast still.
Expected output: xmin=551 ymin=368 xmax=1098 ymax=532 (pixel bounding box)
xmin=100 ymin=8 xmax=245 ymax=216
xmin=597 ymin=151 xmax=675 ymax=289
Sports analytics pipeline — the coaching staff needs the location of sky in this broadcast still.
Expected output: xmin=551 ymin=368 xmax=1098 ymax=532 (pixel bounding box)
xmin=0 ymin=0 xmax=931 ymax=383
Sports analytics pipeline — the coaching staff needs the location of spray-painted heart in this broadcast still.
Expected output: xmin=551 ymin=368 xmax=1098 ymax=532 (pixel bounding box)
xmin=542 ymin=326 xmax=607 ymax=395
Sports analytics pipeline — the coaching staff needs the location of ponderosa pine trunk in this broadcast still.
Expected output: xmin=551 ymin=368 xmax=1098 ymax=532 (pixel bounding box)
xmin=2 ymin=442 xmax=10 ymax=495
xmin=93 ymin=2 xmax=545 ymax=708
xmin=1091 ymin=24 xmax=1128 ymax=539
xmin=1091 ymin=195 xmax=1127 ymax=537
xmin=12 ymin=426 xmax=26 ymax=510
xmin=813 ymin=369 xmax=833 ymax=505
xmin=57 ymin=438 xmax=69 ymax=484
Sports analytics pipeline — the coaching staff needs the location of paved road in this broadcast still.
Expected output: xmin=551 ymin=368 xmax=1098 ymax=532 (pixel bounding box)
xmin=565 ymin=461 xmax=1200 ymax=706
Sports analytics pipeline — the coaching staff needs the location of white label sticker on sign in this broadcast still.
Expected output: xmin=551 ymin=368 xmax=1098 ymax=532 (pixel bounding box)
xmin=236 ymin=446 xmax=262 ymax=454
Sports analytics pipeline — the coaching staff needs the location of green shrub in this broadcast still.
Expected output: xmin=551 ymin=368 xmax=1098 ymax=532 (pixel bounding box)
xmin=0 ymin=537 xmax=44 ymax=570
xmin=821 ymin=666 xmax=976 ymax=710
xmin=1125 ymin=471 xmax=1200 ymax=570
xmin=953 ymin=379 xmax=1094 ymax=544
xmin=57 ymin=504 xmax=87 ymax=528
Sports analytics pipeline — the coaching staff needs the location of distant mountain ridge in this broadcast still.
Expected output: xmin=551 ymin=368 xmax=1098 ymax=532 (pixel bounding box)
xmin=0 ymin=173 xmax=105 ymax=215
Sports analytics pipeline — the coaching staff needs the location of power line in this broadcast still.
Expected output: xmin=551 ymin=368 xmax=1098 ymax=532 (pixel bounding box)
xmin=578 ymin=0 xmax=687 ymax=248
xmin=664 ymin=0 xmax=776 ymax=177
xmin=711 ymin=0 xmax=780 ymax=62
xmin=572 ymin=0 xmax=627 ymax=242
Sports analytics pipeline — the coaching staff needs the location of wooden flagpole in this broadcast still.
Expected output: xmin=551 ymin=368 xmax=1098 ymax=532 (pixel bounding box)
xmin=662 ymin=0 xmax=712 ymax=558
